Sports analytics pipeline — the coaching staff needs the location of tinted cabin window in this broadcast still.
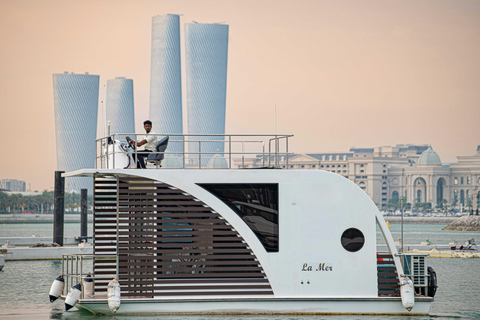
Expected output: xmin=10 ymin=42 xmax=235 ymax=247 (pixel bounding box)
xmin=198 ymin=184 xmax=279 ymax=252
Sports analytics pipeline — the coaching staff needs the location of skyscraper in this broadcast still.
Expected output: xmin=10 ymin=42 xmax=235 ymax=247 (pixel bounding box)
xmin=185 ymin=22 xmax=229 ymax=158
xmin=53 ymin=72 xmax=99 ymax=193
xmin=106 ymin=77 xmax=135 ymax=136
xmin=149 ymin=14 xmax=183 ymax=153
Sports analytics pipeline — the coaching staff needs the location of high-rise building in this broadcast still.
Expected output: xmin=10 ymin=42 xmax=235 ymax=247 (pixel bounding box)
xmin=53 ymin=72 xmax=99 ymax=193
xmin=106 ymin=77 xmax=135 ymax=136
xmin=0 ymin=179 xmax=26 ymax=192
xmin=149 ymin=14 xmax=183 ymax=153
xmin=185 ymin=22 xmax=229 ymax=160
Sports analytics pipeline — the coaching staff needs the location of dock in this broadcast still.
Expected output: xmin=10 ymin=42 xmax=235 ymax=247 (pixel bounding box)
xmin=1 ymin=236 xmax=93 ymax=261
xmin=3 ymin=245 xmax=93 ymax=261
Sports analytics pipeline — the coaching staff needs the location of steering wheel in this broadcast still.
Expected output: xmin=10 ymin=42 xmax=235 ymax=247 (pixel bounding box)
xmin=126 ymin=137 xmax=136 ymax=150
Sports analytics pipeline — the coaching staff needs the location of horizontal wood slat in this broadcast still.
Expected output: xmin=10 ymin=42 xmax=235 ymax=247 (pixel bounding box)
xmin=119 ymin=195 xmax=196 ymax=200
xmin=117 ymin=254 xmax=257 ymax=261
xmin=117 ymin=283 xmax=272 ymax=290
xmin=117 ymin=224 xmax=234 ymax=231
xmin=117 ymin=201 xmax=203 ymax=206
xmin=117 ymin=248 xmax=253 ymax=254
xmin=378 ymin=278 xmax=400 ymax=283
xmin=117 ymin=243 xmax=247 ymax=249
xmin=378 ymin=272 xmax=398 ymax=277
xmin=115 ymin=278 xmax=270 ymax=284
xmin=117 ymin=213 xmax=220 ymax=219
xmin=377 ymin=260 xmax=396 ymax=265
xmin=119 ymin=188 xmax=186 ymax=194
xmin=117 ymin=273 xmax=267 ymax=279
xmin=377 ymin=266 xmax=396 ymax=271
xmin=117 ymin=230 xmax=239 ymax=236
xmin=119 ymin=266 xmax=264 ymax=273
xmin=116 ymin=260 xmax=261 ymax=267
xmin=118 ymin=207 xmax=213 ymax=212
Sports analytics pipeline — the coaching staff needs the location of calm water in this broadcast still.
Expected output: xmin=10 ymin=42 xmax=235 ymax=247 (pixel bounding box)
xmin=0 ymin=223 xmax=479 ymax=319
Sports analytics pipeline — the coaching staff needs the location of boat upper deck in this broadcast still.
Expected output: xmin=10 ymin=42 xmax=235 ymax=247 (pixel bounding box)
xmin=96 ymin=133 xmax=293 ymax=170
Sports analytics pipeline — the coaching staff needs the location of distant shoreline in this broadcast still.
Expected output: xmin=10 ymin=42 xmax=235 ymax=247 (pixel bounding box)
xmin=0 ymin=213 xmax=459 ymax=224
xmin=0 ymin=213 xmax=92 ymax=224
xmin=384 ymin=216 xmax=457 ymax=225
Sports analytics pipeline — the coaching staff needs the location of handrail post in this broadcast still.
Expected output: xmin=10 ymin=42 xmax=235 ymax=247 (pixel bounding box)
xmin=241 ymin=140 xmax=245 ymax=168
xmin=262 ymin=141 xmax=265 ymax=167
xmin=286 ymin=136 xmax=289 ymax=169
xmin=95 ymin=139 xmax=98 ymax=169
xmin=275 ymin=136 xmax=279 ymax=168
xmin=112 ymin=134 xmax=115 ymax=169
xmin=134 ymin=133 xmax=138 ymax=169
xmin=106 ymin=137 xmax=109 ymax=169
xmin=268 ymin=139 xmax=271 ymax=167
xmin=229 ymin=135 xmax=232 ymax=169
xmin=199 ymin=140 xmax=202 ymax=169
xmin=183 ymin=135 xmax=186 ymax=169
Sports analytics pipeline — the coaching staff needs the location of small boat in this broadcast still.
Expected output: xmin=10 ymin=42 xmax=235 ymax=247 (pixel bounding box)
xmin=450 ymin=238 xmax=478 ymax=251
xmin=52 ymin=133 xmax=436 ymax=315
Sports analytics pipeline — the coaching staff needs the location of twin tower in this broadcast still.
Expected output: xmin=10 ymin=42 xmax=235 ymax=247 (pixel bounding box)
xmin=150 ymin=15 xmax=229 ymax=154
xmin=53 ymin=15 xmax=229 ymax=192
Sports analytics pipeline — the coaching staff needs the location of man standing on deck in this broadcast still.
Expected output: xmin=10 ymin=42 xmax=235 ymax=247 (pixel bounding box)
xmin=126 ymin=120 xmax=158 ymax=169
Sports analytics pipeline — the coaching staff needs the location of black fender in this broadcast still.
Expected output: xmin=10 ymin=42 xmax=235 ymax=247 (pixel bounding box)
xmin=427 ymin=266 xmax=437 ymax=297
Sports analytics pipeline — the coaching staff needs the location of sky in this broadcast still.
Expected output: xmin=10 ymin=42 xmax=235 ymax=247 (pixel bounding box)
xmin=0 ymin=0 xmax=479 ymax=192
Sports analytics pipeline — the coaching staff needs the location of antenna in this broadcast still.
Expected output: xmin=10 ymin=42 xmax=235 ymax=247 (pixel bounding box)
xmin=103 ymin=84 xmax=107 ymax=137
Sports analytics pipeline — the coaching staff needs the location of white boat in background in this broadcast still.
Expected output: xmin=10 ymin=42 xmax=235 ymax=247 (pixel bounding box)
xmin=51 ymin=133 xmax=436 ymax=315
xmin=0 ymin=250 xmax=5 ymax=271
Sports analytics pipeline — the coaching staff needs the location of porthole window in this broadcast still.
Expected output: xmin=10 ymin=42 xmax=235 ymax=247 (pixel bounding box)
xmin=341 ymin=228 xmax=365 ymax=252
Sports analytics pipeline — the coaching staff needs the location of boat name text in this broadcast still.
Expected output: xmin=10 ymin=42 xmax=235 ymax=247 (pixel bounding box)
xmin=302 ymin=263 xmax=333 ymax=272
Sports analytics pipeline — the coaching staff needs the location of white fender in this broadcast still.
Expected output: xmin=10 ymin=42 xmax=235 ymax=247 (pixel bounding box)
xmin=83 ymin=274 xmax=94 ymax=297
xmin=65 ymin=283 xmax=82 ymax=311
xmin=49 ymin=275 xmax=65 ymax=302
xmin=400 ymin=277 xmax=415 ymax=311
xmin=107 ymin=277 xmax=121 ymax=313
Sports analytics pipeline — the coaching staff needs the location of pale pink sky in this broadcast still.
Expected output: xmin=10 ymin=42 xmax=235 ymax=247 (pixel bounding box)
xmin=0 ymin=0 xmax=479 ymax=192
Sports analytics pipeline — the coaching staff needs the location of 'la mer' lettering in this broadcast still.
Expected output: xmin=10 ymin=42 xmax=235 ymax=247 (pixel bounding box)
xmin=302 ymin=263 xmax=313 ymax=271
xmin=316 ymin=263 xmax=333 ymax=271
xmin=302 ymin=263 xmax=333 ymax=271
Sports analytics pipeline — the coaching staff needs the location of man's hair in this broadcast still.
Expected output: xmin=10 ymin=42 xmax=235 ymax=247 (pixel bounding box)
xmin=143 ymin=120 xmax=152 ymax=126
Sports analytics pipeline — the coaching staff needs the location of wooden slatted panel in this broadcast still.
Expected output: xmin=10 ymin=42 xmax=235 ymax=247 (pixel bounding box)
xmin=93 ymin=177 xmax=118 ymax=293
xmin=377 ymin=252 xmax=400 ymax=296
xmin=93 ymin=175 xmax=273 ymax=298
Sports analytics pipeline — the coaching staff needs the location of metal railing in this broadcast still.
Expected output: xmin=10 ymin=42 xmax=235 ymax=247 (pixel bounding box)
xmin=95 ymin=133 xmax=293 ymax=170
xmin=62 ymin=254 xmax=116 ymax=299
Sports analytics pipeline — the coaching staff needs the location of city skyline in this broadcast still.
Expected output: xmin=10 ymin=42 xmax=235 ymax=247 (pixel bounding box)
xmin=0 ymin=0 xmax=479 ymax=192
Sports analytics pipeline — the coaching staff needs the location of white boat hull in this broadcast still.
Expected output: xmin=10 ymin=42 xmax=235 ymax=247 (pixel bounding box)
xmin=76 ymin=297 xmax=432 ymax=315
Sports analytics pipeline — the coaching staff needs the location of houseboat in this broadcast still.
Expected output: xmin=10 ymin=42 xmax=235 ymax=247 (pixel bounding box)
xmin=51 ymin=133 xmax=436 ymax=315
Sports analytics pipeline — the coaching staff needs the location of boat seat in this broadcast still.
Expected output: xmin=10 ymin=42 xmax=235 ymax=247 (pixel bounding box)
xmin=146 ymin=136 xmax=169 ymax=168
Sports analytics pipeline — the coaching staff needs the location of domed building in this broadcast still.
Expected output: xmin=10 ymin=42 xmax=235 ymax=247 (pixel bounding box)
xmin=417 ymin=146 xmax=442 ymax=166
xmin=244 ymin=144 xmax=480 ymax=212
xmin=385 ymin=146 xmax=480 ymax=212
